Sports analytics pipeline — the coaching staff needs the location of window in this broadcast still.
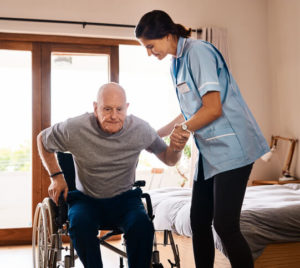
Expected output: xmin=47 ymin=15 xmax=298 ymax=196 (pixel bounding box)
xmin=120 ymin=45 xmax=192 ymax=189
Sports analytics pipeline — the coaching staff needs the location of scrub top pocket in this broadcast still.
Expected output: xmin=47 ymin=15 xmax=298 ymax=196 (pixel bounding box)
xmin=202 ymin=132 xmax=244 ymax=165
xmin=177 ymin=88 xmax=201 ymax=117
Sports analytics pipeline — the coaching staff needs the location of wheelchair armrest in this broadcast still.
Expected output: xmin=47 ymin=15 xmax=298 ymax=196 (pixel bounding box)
xmin=55 ymin=193 xmax=68 ymax=228
xmin=141 ymin=193 xmax=154 ymax=221
xmin=133 ymin=180 xmax=146 ymax=188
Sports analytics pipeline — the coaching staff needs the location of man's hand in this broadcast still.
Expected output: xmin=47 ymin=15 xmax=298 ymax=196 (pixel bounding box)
xmin=48 ymin=176 xmax=68 ymax=205
xmin=170 ymin=124 xmax=190 ymax=152
xmin=155 ymin=123 xmax=190 ymax=166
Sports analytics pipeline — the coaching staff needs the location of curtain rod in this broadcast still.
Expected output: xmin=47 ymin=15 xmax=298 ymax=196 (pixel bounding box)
xmin=0 ymin=17 xmax=202 ymax=32
xmin=0 ymin=16 xmax=199 ymax=32
xmin=0 ymin=17 xmax=136 ymax=29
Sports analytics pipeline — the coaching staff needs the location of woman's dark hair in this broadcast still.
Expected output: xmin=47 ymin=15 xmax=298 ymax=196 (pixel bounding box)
xmin=135 ymin=10 xmax=191 ymax=39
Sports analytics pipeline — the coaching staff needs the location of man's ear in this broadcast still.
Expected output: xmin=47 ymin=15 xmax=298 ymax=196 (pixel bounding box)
xmin=93 ymin=101 xmax=98 ymax=116
xmin=125 ymin=103 xmax=130 ymax=114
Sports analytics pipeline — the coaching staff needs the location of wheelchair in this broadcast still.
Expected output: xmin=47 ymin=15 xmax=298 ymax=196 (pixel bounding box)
xmin=32 ymin=152 xmax=181 ymax=268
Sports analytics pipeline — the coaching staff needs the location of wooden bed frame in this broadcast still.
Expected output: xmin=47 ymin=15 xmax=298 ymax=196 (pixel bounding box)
xmin=156 ymin=232 xmax=300 ymax=268
xmin=254 ymin=242 xmax=300 ymax=268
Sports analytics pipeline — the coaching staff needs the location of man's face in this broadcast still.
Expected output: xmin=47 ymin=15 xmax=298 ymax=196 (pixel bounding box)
xmin=93 ymin=88 xmax=129 ymax=134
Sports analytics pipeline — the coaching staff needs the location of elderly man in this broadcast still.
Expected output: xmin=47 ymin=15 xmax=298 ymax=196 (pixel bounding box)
xmin=37 ymin=82 xmax=189 ymax=268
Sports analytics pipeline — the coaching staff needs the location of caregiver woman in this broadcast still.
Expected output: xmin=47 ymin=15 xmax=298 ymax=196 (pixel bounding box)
xmin=135 ymin=10 xmax=269 ymax=268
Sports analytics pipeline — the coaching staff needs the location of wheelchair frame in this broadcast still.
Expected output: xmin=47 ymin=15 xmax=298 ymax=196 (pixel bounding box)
xmin=32 ymin=152 xmax=181 ymax=268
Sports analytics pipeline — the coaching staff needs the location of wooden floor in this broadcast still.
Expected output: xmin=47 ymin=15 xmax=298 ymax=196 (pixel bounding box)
xmin=0 ymin=233 xmax=231 ymax=268
xmin=156 ymin=232 xmax=230 ymax=268
xmin=0 ymin=244 xmax=123 ymax=268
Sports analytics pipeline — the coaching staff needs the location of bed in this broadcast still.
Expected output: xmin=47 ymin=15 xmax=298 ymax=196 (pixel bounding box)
xmin=148 ymin=183 xmax=300 ymax=267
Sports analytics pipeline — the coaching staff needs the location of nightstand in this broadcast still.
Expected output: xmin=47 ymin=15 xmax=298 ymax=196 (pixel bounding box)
xmin=252 ymin=180 xmax=300 ymax=186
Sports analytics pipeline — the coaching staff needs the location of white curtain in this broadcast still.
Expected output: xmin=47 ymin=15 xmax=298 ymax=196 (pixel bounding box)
xmin=197 ymin=26 xmax=231 ymax=68
xmin=189 ymin=26 xmax=231 ymax=186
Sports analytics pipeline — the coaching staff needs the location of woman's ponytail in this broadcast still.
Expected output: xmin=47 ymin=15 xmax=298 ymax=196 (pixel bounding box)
xmin=175 ymin=24 xmax=192 ymax=38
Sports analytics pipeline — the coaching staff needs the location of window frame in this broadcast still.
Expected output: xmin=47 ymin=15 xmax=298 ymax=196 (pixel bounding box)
xmin=0 ymin=32 xmax=138 ymax=245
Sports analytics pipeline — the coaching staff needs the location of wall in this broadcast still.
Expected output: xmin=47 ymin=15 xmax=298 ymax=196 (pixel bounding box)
xmin=0 ymin=0 xmax=273 ymax=180
xmin=267 ymin=0 xmax=300 ymax=179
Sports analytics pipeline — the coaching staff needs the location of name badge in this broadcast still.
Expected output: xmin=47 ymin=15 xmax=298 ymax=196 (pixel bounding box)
xmin=177 ymin=82 xmax=190 ymax=93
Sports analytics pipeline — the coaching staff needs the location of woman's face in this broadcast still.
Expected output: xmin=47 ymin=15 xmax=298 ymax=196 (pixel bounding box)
xmin=139 ymin=35 xmax=176 ymax=60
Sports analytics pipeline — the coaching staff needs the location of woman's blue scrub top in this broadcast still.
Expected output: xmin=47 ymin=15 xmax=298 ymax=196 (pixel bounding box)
xmin=171 ymin=37 xmax=270 ymax=181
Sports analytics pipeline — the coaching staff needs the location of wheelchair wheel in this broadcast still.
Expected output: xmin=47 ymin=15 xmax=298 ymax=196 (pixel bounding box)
xmin=32 ymin=198 xmax=57 ymax=268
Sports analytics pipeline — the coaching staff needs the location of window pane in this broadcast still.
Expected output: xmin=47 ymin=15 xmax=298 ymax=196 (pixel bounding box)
xmin=120 ymin=45 xmax=179 ymax=129
xmin=51 ymin=53 xmax=109 ymax=125
xmin=119 ymin=45 xmax=191 ymax=189
xmin=0 ymin=50 xmax=32 ymax=228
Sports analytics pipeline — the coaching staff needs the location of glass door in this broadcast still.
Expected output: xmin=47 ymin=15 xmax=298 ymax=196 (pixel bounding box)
xmin=39 ymin=43 xmax=117 ymax=201
xmin=0 ymin=41 xmax=36 ymax=245
xmin=0 ymin=49 xmax=32 ymax=229
xmin=0 ymin=37 xmax=119 ymax=245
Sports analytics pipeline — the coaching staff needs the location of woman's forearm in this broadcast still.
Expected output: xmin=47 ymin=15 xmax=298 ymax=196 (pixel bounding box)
xmin=157 ymin=114 xmax=185 ymax=137
xmin=185 ymin=91 xmax=222 ymax=133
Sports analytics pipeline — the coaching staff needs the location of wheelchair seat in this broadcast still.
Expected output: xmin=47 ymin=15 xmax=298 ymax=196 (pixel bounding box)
xmin=32 ymin=152 xmax=180 ymax=268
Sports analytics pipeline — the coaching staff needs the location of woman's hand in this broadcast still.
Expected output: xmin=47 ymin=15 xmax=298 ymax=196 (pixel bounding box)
xmin=170 ymin=124 xmax=190 ymax=152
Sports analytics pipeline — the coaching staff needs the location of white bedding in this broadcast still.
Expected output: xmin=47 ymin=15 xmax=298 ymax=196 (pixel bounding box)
xmin=148 ymin=183 xmax=300 ymax=259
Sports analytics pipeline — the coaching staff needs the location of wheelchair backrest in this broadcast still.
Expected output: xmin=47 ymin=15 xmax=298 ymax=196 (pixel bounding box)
xmin=56 ymin=152 xmax=76 ymax=191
